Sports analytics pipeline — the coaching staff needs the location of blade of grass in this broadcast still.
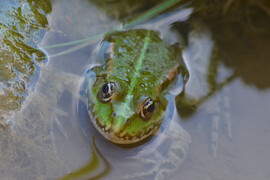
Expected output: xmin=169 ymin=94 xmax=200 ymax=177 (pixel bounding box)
xmin=123 ymin=0 xmax=183 ymax=28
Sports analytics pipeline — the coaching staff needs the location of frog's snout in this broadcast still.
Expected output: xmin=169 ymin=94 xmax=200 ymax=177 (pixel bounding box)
xmin=111 ymin=111 xmax=131 ymax=123
xmin=111 ymin=94 xmax=135 ymax=119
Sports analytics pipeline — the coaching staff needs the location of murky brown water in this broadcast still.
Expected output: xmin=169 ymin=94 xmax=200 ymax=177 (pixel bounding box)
xmin=1 ymin=0 xmax=270 ymax=179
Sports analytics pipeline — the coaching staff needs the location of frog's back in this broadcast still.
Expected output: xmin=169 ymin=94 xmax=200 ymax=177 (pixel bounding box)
xmin=103 ymin=29 xmax=181 ymax=96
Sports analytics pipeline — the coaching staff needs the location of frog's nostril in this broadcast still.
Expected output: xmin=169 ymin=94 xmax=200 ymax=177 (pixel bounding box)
xmin=126 ymin=119 xmax=131 ymax=124
xmin=111 ymin=112 xmax=116 ymax=117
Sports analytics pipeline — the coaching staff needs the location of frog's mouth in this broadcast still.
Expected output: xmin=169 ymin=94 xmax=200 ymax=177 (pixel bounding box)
xmin=88 ymin=108 xmax=161 ymax=144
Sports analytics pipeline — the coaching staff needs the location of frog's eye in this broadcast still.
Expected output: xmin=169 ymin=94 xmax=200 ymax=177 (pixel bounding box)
xmin=98 ymin=82 xmax=115 ymax=103
xmin=140 ymin=98 xmax=155 ymax=120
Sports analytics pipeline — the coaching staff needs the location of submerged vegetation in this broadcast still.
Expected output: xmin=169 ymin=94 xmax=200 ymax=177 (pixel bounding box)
xmin=0 ymin=1 xmax=51 ymax=124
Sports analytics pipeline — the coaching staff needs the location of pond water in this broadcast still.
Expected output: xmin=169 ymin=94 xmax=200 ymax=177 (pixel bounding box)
xmin=1 ymin=0 xmax=270 ymax=179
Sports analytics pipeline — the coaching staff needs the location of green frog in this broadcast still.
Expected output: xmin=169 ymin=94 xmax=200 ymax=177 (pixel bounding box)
xmin=85 ymin=29 xmax=188 ymax=144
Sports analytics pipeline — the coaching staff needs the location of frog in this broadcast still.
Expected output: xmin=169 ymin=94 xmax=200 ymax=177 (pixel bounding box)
xmin=85 ymin=29 xmax=189 ymax=144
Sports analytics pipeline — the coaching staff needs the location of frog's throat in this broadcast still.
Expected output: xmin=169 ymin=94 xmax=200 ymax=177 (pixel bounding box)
xmin=89 ymin=106 xmax=162 ymax=144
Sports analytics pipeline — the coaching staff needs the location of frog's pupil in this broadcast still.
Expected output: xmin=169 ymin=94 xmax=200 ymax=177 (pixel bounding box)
xmin=140 ymin=98 xmax=155 ymax=120
xmin=147 ymin=103 xmax=155 ymax=113
xmin=110 ymin=83 xmax=114 ymax=92
xmin=99 ymin=82 xmax=115 ymax=103
xmin=102 ymin=84 xmax=109 ymax=94
xmin=102 ymin=82 xmax=114 ymax=95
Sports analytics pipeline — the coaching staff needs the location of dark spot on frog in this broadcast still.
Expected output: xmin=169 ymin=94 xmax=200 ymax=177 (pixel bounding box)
xmin=111 ymin=112 xmax=116 ymax=117
xmin=128 ymin=62 xmax=133 ymax=67
xmin=126 ymin=119 xmax=131 ymax=124
xmin=139 ymin=69 xmax=151 ymax=75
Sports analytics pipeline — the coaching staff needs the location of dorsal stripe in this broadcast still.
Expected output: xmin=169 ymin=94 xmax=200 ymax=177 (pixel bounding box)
xmin=128 ymin=30 xmax=150 ymax=96
xmin=114 ymin=30 xmax=151 ymax=126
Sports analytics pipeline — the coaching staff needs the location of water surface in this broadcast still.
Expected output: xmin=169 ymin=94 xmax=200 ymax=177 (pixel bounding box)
xmin=1 ymin=0 xmax=270 ymax=179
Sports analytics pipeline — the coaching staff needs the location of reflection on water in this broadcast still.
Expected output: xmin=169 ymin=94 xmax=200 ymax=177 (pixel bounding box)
xmin=176 ymin=0 xmax=270 ymax=119
xmin=209 ymin=20 xmax=270 ymax=89
xmin=182 ymin=0 xmax=270 ymax=89
xmin=1 ymin=0 xmax=270 ymax=179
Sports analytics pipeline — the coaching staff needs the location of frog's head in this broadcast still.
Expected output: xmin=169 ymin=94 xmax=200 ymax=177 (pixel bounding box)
xmin=87 ymin=73 xmax=169 ymax=144
xmin=87 ymin=29 xmax=183 ymax=144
